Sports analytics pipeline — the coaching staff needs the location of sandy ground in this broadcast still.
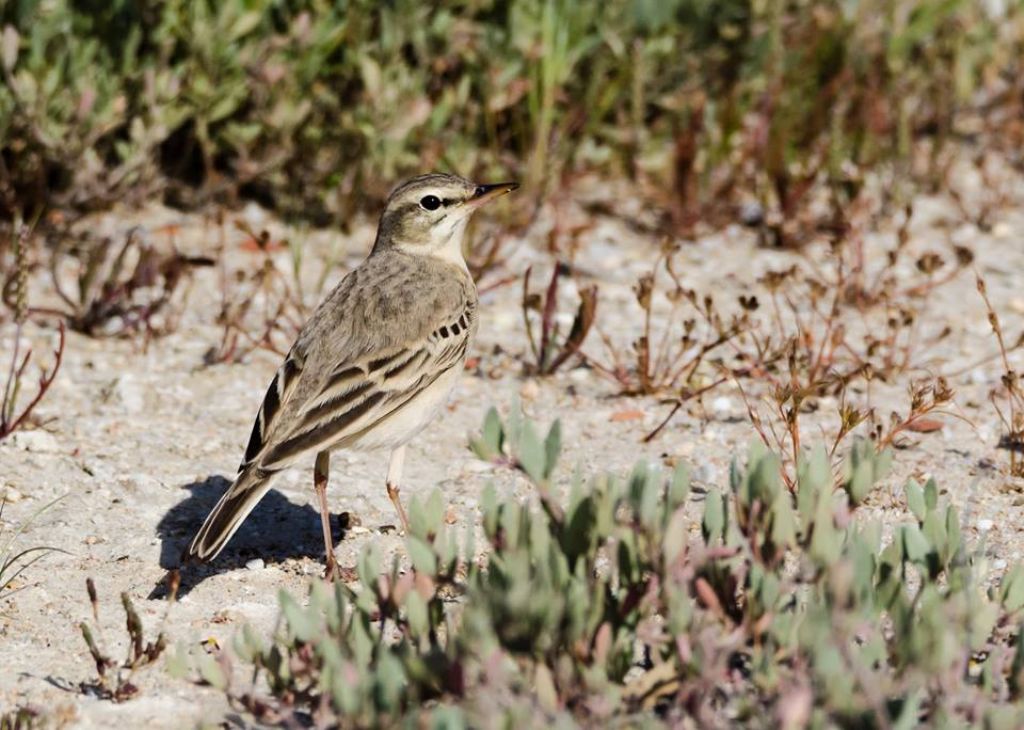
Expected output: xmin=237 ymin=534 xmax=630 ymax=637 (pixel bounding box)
xmin=2 ymin=171 xmax=1024 ymax=727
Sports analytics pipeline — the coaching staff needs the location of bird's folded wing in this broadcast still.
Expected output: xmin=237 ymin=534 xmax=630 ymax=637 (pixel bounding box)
xmin=239 ymin=348 xmax=304 ymax=470
xmin=240 ymin=305 xmax=473 ymax=472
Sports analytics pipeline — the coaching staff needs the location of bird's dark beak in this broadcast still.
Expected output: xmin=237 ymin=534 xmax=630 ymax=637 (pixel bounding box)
xmin=466 ymin=181 xmax=519 ymax=209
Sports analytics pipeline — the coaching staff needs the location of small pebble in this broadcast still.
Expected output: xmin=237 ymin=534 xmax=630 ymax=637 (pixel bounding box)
xmin=568 ymin=368 xmax=593 ymax=385
xmin=711 ymin=396 xmax=733 ymax=417
xmin=112 ymin=375 xmax=146 ymax=414
xmin=558 ymin=278 xmax=580 ymax=302
xmin=554 ymin=311 xmax=576 ymax=329
xmin=739 ymin=201 xmax=764 ymax=227
xmin=242 ymin=201 xmax=267 ymax=227
xmin=245 ymin=558 xmax=265 ymax=571
xmin=463 ymin=460 xmax=493 ymax=474
xmin=977 ymin=518 xmax=994 ymax=532
xmin=519 ymin=379 xmax=540 ymax=401
xmin=2 ymin=485 xmax=24 ymax=503
xmin=8 ymin=430 xmax=60 ymax=453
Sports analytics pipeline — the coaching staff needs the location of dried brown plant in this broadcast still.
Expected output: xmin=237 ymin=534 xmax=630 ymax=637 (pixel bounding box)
xmin=977 ymin=274 xmax=1024 ymax=476
xmin=41 ymin=227 xmax=213 ymax=340
xmin=79 ymin=574 xmax=177 ymax=702
xmin=521 ymin=263 xmax=598 ymax=376
xmin=1 ymin=223 xmax=65 ymax=441
xmin=205 ymin=219 xmax=308 ymax=364
xmin=587 ymin=245 xmax=753 ymax=398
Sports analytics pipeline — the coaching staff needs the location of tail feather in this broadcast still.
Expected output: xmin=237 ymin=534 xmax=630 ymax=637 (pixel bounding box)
xmin=184 ymin=467 xmax=278 ymax=563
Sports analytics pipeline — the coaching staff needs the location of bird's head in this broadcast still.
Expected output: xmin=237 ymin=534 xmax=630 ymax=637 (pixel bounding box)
xmin=371 ymin=173 xmax=518 ymax=265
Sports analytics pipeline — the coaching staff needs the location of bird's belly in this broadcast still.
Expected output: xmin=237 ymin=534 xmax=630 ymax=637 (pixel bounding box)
xmin=350 ymin=367 xmax=462 ymax=451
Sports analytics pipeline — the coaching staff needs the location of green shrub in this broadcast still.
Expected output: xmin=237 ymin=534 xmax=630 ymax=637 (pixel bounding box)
xmin=170 ymin=407 xmax=1024 ymax=727
xmin=1 ymin=0 xmax=1018 ymax=229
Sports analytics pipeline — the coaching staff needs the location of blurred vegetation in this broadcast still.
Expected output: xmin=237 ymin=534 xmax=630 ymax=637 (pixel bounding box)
xmin=168 ymin=407 xmax=1024 ymax=727
xmin=1 ymin=0 xmax=1021 ymax=232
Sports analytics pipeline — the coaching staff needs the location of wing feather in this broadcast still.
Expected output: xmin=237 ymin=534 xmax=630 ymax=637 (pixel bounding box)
xmin=240 ymin=349 xmax=304 ymax=470
xmin=255 ymin=304 xmax=475 ymax=470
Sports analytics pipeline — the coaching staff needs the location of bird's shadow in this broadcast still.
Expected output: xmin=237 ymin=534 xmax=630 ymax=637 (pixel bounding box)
xmin=149 ymin=475 xmax=349 ymax=599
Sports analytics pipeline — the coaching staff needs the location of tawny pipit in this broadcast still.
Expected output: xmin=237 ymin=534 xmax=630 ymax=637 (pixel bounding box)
xmin=184 ymin=173 xmax=517 ymax=577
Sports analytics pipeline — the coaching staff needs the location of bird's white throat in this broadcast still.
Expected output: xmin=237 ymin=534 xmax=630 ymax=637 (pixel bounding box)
xmin=396 ymin=215 xmax=470 ymax=271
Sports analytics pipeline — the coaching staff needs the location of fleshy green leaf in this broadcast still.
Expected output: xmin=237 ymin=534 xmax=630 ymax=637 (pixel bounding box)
xmin=702 ymin=488 xmax=725 ymax=545
xmin=407 ymin=536 xmax=438 ymax=575
xmin=900 ymin=525 xmax=930 ymax=565
xmin=197 ymin=652 xmax=227 ymax=690
xmin=923 ymin=478 xmax=939 ymax=511
xmin=280 ymin=590 xmax=318 ymax=643
xmin=518 ymin=420 xmax=546 ymax=484
xmin=667 ymin=461 xmax=690 ymax=511
xmin=543 ymin=419 xmax=562 ymax=479
xmin=904 ymin=480 xmax=925 ymax=523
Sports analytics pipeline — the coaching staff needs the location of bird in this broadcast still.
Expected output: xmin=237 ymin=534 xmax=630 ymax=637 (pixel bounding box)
xmin=183 ymin=173 xmax=518 ymax=578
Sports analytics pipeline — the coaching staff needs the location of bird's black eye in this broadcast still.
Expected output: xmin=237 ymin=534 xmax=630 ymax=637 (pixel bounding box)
xmin=420 ymin=195 xmax=441 ymax=211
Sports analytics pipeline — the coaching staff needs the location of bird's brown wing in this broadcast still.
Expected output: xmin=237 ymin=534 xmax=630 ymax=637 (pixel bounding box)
xmin=256 ymin=305 xmax=474 ymax=468
xmin=239 ymin=257 xmax=476 ymax=471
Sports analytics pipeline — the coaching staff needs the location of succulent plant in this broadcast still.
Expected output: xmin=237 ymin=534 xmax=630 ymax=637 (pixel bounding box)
xmin=168 ymin=406 xmax=1024 ymax=726
xmin=1 ymin=0 xmax=1012 ymax=228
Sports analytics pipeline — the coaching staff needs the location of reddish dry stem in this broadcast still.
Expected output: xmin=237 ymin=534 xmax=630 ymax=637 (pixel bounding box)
xmin=0 ymin=322 xmax=65 ymax=439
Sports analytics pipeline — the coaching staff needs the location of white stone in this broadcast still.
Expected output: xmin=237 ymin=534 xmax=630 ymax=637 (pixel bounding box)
xmin=519 ymin=379 xmax=540 ymax=401
xmin=977 ymin=518 xmax=994 ymax=532
xmin=555 ymin=311 xmax=576 ymax=329
xmin=242 ymin=201 xmax=267 ymax=227
xmin=112 ymin=375 xmax=146 ymax=414
xmin=245 ymin=558 xmax=265 ymax=571
xmin=463 ymin=460 xmax=493 ymax=474
xmin=568 ymin=367 xmax=592 ymax=383
xmin=8 ymin=429 xmax=60 ymax=453
xmin=711 ymin=397 xmax=733 ymax=416
xmin=2 ymin=485 xmax=24 ymax=503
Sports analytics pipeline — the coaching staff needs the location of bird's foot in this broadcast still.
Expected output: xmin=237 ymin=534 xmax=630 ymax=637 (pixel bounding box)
xmin=323 ymin=554 xmax=340 ymax=582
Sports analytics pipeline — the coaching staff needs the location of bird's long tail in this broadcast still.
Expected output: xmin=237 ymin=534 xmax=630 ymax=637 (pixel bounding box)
xmin=183 ymin=467 xmax=278 ymax=563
